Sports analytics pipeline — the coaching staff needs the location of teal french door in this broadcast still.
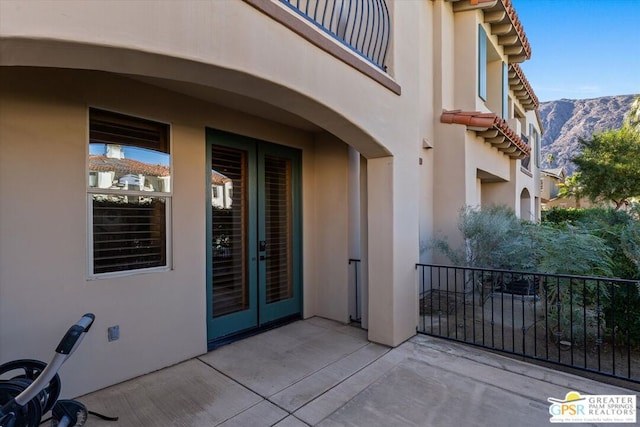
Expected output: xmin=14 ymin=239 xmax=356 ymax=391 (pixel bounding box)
xmin=206 ymin=130 xmax=302 ymax=343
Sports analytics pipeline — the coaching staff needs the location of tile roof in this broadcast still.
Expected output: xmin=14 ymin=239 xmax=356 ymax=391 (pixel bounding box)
xmin=541 ymin=167 xmax=565 ymax=179
xmin=509 ymin=63 xmax=539 ymax=110
xmin=497 ymin=0 xmax=531 ymax=62
xmin=440 ymin=110 xmax=531 ymax=159
xmin=448 ymin=0 xmax=499 ymax=11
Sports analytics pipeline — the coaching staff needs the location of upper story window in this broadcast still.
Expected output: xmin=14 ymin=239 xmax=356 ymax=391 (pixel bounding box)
xmin=530 ymin=124 xmax=541 ymax=168
xmin=88 ymin=109 xmax=171 ymax=276
xmin=516 ymin=112 xmax=531 ymax=171
xmin=479 ymin=25 xmax=509 ymax=119
xmin=502 ymin=63 xmax=509 ymax=119
xmin=478 ymin=25 xmax=487 ymax=101
xmin=280 ymin=0 xmax=390 ymax=70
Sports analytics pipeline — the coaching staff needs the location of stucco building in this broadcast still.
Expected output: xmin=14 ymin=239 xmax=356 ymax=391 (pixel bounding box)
xmin=0 ymin=0 xmax=542 ymax=397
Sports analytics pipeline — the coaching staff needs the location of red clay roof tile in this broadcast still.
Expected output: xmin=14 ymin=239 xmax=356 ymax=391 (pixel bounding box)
xmin=509 ymin=63 xmax=539 ymax=110
xmin=495 ymin=0 xmax=531 ymax=61
xmin=440 ymin=110 xmax=531 ymax=159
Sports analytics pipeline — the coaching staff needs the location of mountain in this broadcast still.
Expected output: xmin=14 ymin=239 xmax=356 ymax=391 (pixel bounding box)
xmin=538 ymin=94 xmax=637 ymax=175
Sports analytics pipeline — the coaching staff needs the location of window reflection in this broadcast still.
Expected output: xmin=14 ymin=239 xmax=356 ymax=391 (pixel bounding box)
xmin=89 ymin=143 xmax=171 ymax=192
xmin=211 ymin=169 xmax=233 ymax=209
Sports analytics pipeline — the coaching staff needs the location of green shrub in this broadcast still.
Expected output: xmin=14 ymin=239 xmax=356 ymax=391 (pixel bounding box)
xmin=542 ymin=207 xmax=638 ymax=280
xmin=430 ymin=205 xmax=531 ymax=270
xmin=433 ymin=205 xmax=617 ymax=346
xmin=604 ymin=282 xmax=640 ymax=346
xmin=542 ymin=207 xmax=586 ymax=224
xmin=432 ymin=205 xmax=613 ymax=276
xmin=532 ymin=223 xmax=612 ymax=277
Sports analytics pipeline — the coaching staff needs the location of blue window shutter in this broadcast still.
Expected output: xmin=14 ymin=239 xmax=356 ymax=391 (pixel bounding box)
xmin=530 ymin=123 xmax=540 ymax=167
xmin=502 ymin=62 xmax=509 ymax=119
xmin=478 ymin=25 xmax=487 ymax=101
xmin=535 ymin=131 xmax=541 ymax=168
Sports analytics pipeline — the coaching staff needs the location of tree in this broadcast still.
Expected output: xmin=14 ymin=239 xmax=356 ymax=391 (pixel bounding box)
xmin=572 ymin=126 xmax=640 ymax=209
xmin=544 ymin=153 xmax=555 ymax=167
xmin=556 ymin=173 xmax=584 ymax=208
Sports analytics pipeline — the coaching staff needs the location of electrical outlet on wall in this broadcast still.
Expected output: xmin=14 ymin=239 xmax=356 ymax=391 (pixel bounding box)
xmin=107 ymin=325 xmax=119 ymax=342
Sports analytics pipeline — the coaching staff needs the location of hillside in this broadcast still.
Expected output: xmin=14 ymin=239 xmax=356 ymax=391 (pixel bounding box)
xmin=538 ymin=94 xmax=637 ymax=174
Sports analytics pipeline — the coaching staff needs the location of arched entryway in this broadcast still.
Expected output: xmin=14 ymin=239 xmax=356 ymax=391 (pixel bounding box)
xmin=520 ymin=188 xmax=532 ymax=221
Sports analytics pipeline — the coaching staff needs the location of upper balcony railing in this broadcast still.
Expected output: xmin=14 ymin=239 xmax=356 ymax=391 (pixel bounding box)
xmin=280 ymin=0 xmax=390 ymax=70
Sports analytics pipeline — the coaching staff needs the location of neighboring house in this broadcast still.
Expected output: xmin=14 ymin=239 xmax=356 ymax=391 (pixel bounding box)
xmin=540 ymin=167 xmax=599 ymax=209
xmin=211 ymin=171 xmax=233 ymax=209
xmin=0 ymin=0 xmax=543 ymax=397
xmin=540 ymin=167 xmax=565 ymax=204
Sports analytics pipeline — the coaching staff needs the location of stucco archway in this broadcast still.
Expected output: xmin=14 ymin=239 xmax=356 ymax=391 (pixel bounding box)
xmin=0 ymin=37 xmax=390 ymax=159
xmin=520 ymin=188 xmax=532 ymax=221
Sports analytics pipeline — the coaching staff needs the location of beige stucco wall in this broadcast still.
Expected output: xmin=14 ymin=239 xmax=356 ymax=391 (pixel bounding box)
xmin=482 ymin=162 xmax=518 ymax=210
xmin=0 ymin=0 xmax=397 ymax=158
xmin=0 ymin=0 xmax=433 ymax=394
xmin=0 ymin=0 xmax=543 ymax=396
xmin=310 ymin=133 xmax=350 ymax=322
xmin=541 ymin=174 xmax=557 ymax=201
xmin=431 ymin=2 xmax=542 ymax=257
xmin=0 ymin=70 xmax=210 ymax=397
xmin=0 ymin=68 xmax=361 ymax=397
xmin=453 ymin=11 xmax=479 ymax=112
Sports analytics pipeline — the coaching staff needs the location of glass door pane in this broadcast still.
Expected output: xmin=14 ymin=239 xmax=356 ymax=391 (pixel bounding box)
xmin=211 ymin=145 xmax=248 ymax=317
xmin=263 ymin=155 xmax=293 ymax=303
xmin=258 ymin=144 xmax=301 ymax=325
xmin=207 ymin=129 xmax=300 ymax=344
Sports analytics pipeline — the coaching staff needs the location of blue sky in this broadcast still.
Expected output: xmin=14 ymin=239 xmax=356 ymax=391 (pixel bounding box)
xmin=512 ymin=0 xmax=640 ymax=102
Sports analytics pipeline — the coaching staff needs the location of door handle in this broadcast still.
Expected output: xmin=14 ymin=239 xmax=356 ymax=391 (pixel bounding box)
xmin=259 ymin=240 xmax=267 ymax=252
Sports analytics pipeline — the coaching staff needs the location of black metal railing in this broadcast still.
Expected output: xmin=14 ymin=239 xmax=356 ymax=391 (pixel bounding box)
xmin=417 ymin=263 xmax=640 ymax=384
xmin=349 ymin=258 xmax=362 ymax=323
xmin=280 ymin=0 xmax=390 ymax=70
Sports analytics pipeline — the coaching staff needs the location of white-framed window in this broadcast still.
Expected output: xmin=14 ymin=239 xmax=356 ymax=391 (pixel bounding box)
xmin=87 ymin=108 xmax=171 ymax=276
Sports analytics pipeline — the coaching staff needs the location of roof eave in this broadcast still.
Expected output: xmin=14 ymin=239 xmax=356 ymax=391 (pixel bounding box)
xmin=441 ymin=110 xmax=531 ymax=159
xmin=448 ymin=0 xmax=499 ymax=12
xmin=509 ymin=63 xmax=539 ymax=111
xmin=448 ymin=0 xmax=532 ymax=63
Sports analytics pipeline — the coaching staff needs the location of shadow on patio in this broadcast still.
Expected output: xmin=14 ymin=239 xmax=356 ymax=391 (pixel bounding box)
xmin=78 ymin=317 xmax=638 ymax=426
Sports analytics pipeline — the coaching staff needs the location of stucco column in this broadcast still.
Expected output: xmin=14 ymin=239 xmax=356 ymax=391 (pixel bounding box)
xmin=366 ymin=156 xmax=417 ymax=347
xmin=348 ymin=146 xmax=362 ymax=322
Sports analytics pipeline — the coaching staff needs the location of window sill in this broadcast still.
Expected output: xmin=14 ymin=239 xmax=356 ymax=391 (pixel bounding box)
xmin=87 ymin=266 xmax=171 ymax=281
xmin=520 ymin=167 xmax=533 ymax=177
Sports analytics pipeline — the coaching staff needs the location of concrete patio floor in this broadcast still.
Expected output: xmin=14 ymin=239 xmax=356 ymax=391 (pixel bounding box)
xmin=78 ymin=317 xmax=638 ymax=426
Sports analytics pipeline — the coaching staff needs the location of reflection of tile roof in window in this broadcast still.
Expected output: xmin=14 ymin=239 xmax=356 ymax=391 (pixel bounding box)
xmin=440 ymin=110 xmax=531 ymax=159
xmin=212 ymin=171 xmax=231 ymax=185
xmin=89 ymin=155 xmax=170 ymax=176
